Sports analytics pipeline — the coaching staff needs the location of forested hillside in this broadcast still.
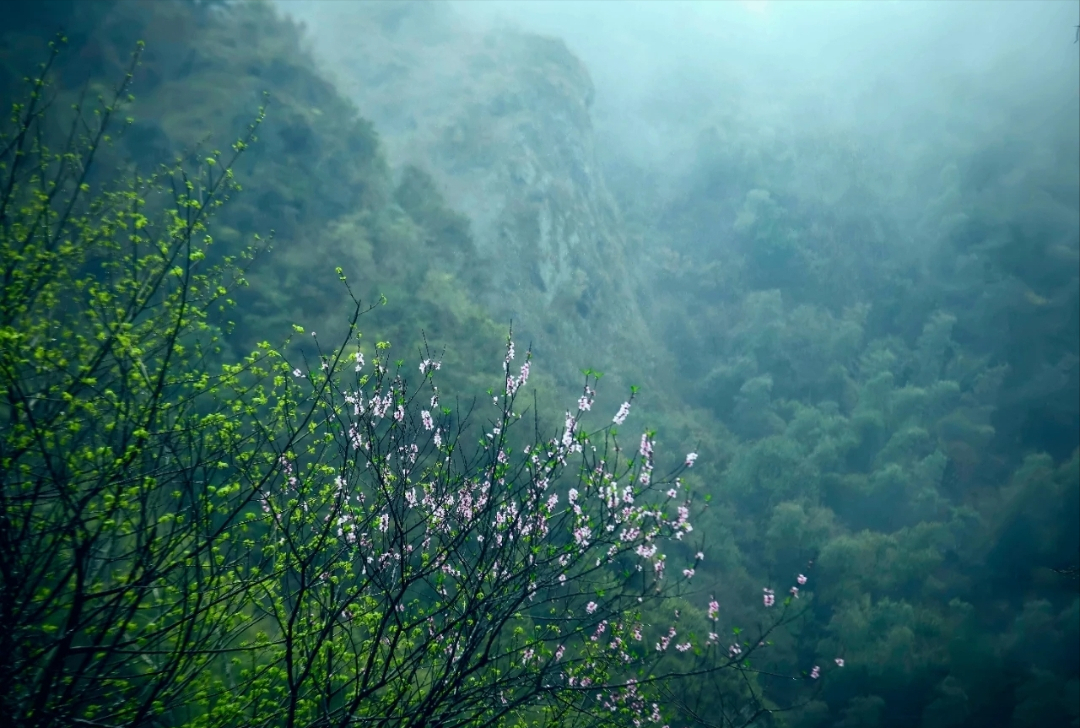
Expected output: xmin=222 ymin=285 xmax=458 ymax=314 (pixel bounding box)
xmin=290 ymin=3 xmax=1079 ymax=724
xmin=610 ymin=8 xmax=1080 ymax=724
xmin=2 ymin=1 xmax=1077 ymax=727
xmin=1 ymin=0 xmax=523 ymax=400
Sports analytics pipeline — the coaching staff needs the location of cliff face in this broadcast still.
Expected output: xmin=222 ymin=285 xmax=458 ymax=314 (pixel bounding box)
xmin=286 ymin=1 xmax=656 ymax=387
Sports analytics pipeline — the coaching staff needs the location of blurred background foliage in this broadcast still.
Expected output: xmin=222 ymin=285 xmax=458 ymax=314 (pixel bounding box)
xmin=1 ymin=1 xmax=1076 ymax=726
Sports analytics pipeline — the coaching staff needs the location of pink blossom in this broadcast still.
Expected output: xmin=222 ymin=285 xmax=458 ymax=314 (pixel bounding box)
xmin=613 ymin=401 xmax=631 ymax=425
xmin=292 ymin=368 xmax=304 ymax=378
xmin=797 ymin=573 xmax=807 ymax=585
xmin=695 ymin=551 xmax=704 ymax=561
xmin=562 ymin=412 xmax=578 ymax=448
xmin=763 ymin=588 xmax=775 ymax=608
xmin=682 ymin=568 xmax=695 ymax=578
xmin=421 ymin=410 xmax=434 ymax=431
xmin=790 ymin=586 xmax=799 ymax=599
xmin=685 ymin=452 xmax=698 ymax=467
xmin=810 ymin=665 xmax=821 ymax=679
xmin=371 ymin=395 xmax=391 ymax=418
xmin=586 ymin=601 xmax=598 ymax=614
xmin=708 ymin=599 xmax=719 ymax=620
xmin=835 ymin=658 xmax=845 ymax=667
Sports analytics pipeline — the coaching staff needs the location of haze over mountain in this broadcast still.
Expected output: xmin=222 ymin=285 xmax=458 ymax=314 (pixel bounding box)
xmin=2 ymin=1 xmax=1076 ymax=725
xmin=280 ymin=4 xmax=1079 ymax=725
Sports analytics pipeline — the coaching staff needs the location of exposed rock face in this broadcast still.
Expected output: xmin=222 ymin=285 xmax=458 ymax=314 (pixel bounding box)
xmin=284 ymin=0 xmax=656 ymax=387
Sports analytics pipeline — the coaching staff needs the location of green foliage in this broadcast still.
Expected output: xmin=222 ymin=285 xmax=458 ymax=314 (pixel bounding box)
xmin=669 ymin=209 xmax=1076 ymax=726
xmin=0 ymin=0 xmax=515 ymax=402
xmin=0 ymin=41 xmax=282 ymax=724
xmin=0 ymin=25 xmax=805 ymax=728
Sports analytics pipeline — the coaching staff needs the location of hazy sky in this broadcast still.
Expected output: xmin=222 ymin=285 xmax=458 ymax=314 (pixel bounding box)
xmin=447 ymin=1 xmax=1079 ymax=168
xmin=280 ymin=1 xmax=1079 ymax=142
xmin=277 ymin=0 xmax=1078 ymax=226
xmin=450 ymin=1 xmax=1078 ymax=97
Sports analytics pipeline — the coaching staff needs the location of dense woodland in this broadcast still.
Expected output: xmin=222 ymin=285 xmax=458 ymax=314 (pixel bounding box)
xmin=1 ymin=1 xmax=1077 ymax=727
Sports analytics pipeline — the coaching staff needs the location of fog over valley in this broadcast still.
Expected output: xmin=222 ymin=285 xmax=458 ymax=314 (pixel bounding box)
xmin=1 ymin=1 xmax=1077 ymax=726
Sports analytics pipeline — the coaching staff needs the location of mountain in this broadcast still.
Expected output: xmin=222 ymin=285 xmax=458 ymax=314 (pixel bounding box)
xmin=283 ymin=0 xmax=663 ymax=391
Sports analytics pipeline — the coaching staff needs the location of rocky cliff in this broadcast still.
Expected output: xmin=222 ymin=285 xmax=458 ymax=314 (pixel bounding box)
xmin=284 ymin=0 xmax=660 ymax=389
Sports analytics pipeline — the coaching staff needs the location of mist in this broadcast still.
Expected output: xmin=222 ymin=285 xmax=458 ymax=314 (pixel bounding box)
xmin=450 ymin=1 xmax=1079 ymax=180
xmin=276 ymin=2 xmax=1079 ymax=724
xmin=2 ymin=0 xmax=1076 ymax=725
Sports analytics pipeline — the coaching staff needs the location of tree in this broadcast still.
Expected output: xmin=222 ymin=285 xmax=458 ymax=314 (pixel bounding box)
xmin=1 ymin=42 xmax=821 ymax=728
xmin=0 ymin=39 xmax=281 ymax=726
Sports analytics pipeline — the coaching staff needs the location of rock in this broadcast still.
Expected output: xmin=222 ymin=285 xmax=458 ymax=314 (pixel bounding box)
xmin=284 ymin=0 xmax=657 ymax=388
